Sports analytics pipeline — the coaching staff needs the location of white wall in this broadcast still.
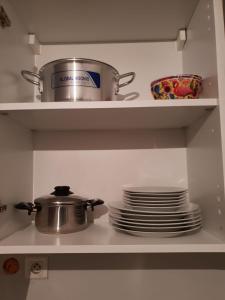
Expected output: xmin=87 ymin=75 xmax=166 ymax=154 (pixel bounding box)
xmin=33 ymin=129 xmax=187 ymax=202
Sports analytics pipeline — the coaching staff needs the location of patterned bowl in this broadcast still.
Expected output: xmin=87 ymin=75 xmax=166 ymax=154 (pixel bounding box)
xmin=151 ymin=74 xmax=202 ymax=100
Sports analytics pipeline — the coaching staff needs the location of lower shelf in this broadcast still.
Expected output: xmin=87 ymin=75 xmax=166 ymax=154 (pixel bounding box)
xmin=0 ymin=216 xmax=224 ymax=254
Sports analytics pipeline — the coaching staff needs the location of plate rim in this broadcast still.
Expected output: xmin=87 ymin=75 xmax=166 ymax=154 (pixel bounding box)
xmin=123 ymin=185 xmax=188 ymax=194
xmin=112 ymin=223 xmax=202 ymax=237
xmin=110 ymin=218 xmax=202 ymax=229
xmin=109 ymin=211 xmax=202 ymax=222
xmin=109 ymin=217 xmax=202 ymax=227
xmin=109 ymin=201 xmax=200 ymax=215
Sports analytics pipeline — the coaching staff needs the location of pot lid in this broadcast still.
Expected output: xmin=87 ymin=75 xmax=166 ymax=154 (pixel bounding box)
xmin=34 ymin=186 xmax=89 ymax=205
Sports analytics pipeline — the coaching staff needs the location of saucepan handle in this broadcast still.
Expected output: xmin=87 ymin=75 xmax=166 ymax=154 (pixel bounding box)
xmin=14 ymin=202 xmax=37 ymax=215
xmin=86 ymin=199 xmax=104 ymax=211
xmin=118 ymin=72 xmax=136 ymax=91
xmin=21 ymin=70 xmax=40 ymax=86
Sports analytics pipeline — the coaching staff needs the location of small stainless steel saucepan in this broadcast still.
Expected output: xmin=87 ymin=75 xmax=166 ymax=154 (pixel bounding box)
xmin=15 ymin=186 xmax=104 ymax=234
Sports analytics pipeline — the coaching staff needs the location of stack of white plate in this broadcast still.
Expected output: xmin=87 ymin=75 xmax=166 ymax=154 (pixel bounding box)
xmin=108 ymin=186 xmax=202 ymax=237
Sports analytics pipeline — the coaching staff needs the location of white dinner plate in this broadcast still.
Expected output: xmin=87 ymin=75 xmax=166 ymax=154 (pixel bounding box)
xmin=109 ymin=207 xmax=201 ymax=218
xmin=124 ymin=192 xmax=187 ymax=200
xmin=123 ymin=200 xmax=187 ymax=206
xmin=110 ymin=211 xmax=202 ymax=222
xmin=123 ymin=185 xmax=187 ymax=194
xmin=112 ymin=223 xmax=202 ymax=237
xmin=124 ymin=199 xmax=186 ymax=207
xmin=124 ymin=203 xmax=186 ymax=212
xmin=123 ymin=203 xmax=186 ymax=210
xmin=109 ymin=201 xmax=200 ymax=215
xmin=123 ymin=198 xmax=187 ymax=205
xmin=109 ymin=211 xmax=202 ymax=224
xmin=110 ymin=219 xmax=202 ymax=231
xmin=109 ymin=211 xmax=202 ymax=223
xmin=109 ymin=215 xmax=202 ymax=227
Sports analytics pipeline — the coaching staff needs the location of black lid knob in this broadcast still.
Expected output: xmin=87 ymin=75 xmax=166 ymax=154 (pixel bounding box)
xmin=51 ymin=186 xmax=74 ymax=196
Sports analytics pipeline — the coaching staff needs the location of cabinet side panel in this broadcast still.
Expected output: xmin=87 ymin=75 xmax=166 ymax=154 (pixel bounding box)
xmin=182 ymin=0 xmax=218 ymax=98
xmin=186 ymin=0 xmax=225 ymax=239
xmin=186 ymin=108 xmax=225 ymax=239
xmin=213 ymin=0 xmax=225 ymax=197
xmin=0 ymin=116 xmax=33 ymax=240
xmin=0 ymin=0 xmax=34 ymax=102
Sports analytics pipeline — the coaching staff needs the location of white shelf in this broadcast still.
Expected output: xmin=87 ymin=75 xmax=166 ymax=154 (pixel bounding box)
xmin=0 ymin=217 xmax=224 ymax=254
xmin=0 ymin=99 xmax=218 ymax=130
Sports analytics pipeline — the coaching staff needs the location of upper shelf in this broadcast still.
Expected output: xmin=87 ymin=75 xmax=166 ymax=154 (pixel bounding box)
xmin=8 ymin=0 xmax=199 ymax=43
xmin=0 ymin=99 xmax=218 ymax=130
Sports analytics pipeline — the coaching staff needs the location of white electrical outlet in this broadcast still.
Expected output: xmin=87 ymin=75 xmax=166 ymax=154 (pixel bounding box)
xmin=25 ymin=256 xmax=48 ymax=279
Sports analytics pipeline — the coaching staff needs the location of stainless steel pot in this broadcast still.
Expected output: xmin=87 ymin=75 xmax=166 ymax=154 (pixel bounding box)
xmin=21 ymin=58 xmax=136 ymax=102
xmin=15 ymin=186 xmax=104 ymax=234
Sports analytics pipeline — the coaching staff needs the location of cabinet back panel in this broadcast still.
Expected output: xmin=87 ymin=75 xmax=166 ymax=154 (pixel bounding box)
xmin=33 ymin=128 xmax=187 ymax=203
xmin=33 ymin=129 xmax=187 ymax=200
xmin=36 ymin=41 xmax=182 ymax=101
xmin=33 ymin=148 xmax=187 ymax=201
xmin=33 ymin=129 xmax=186 ymax=150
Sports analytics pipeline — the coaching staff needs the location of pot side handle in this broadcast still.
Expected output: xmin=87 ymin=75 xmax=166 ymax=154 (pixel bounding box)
xmin=118 ymin=72 xmax=136 ymax=91
xmin=21 ymin=70 xmax=40 ymax=86
xmin=87 ymin=199 xmax=104 ymax=211
xmin=14 ymin=202 xmax=35 ymax=215
xmin=21 ymin=70 xmax=43 ymax=94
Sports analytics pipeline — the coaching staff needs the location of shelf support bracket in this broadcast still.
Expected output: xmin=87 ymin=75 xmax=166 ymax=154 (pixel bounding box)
xmin=176 ymin=29 xmax=187 ymax=51
xmin=28 ymin=34 xmax=41 ymax=55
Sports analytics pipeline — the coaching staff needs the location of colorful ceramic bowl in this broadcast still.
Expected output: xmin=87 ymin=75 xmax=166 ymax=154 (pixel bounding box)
xmin=151 ymin=74 xmax=202 ymax=100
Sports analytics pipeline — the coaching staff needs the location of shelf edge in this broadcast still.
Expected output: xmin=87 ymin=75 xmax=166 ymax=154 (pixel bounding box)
xmin=0 ymin=244 xmax=225 ymax=254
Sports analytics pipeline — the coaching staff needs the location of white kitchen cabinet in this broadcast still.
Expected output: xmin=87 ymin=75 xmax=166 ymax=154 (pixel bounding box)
xmin=0 ymin=0 xmax=225 ymax=255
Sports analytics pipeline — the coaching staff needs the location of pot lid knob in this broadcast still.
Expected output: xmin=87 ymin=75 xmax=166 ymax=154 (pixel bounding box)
xmin=51 ymin=186 xmax=73 ymax=196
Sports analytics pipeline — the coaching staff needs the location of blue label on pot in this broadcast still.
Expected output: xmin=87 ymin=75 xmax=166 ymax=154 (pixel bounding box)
xmin=51 ymin=70 xmax=100 ymax=89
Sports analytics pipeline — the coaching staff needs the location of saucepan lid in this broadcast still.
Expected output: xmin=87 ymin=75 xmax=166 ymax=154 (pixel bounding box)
xmin=34 ymin=186 xmax=89 ymax=206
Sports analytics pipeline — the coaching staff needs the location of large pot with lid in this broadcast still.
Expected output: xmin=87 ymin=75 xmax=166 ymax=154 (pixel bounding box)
xmin=21 ymin=58 xmax=136 ymax=102
xmin=15 ymin=186 xmax=104 ymax=234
